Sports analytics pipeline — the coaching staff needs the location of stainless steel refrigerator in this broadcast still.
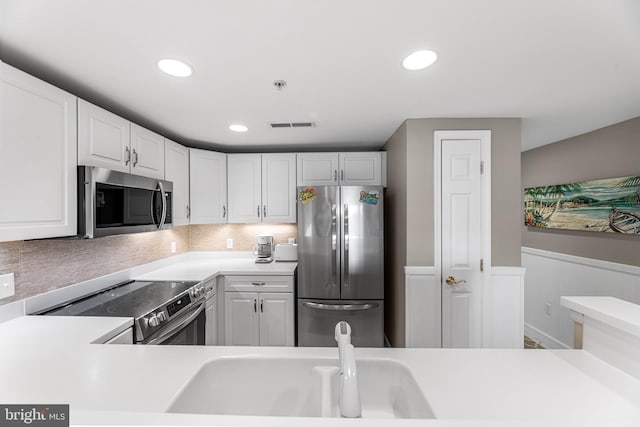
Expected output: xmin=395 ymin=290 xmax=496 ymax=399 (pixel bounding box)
xmin=297 ymin=185 xmax=384 ymax=347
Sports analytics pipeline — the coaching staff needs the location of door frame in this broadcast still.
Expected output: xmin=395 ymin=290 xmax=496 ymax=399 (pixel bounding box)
xmin=434 ymin=130 xmax=492 ymax=347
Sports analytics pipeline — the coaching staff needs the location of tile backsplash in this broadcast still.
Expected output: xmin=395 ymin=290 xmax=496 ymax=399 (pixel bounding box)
xmin=0 ymin=223 xmax=297 ymax=305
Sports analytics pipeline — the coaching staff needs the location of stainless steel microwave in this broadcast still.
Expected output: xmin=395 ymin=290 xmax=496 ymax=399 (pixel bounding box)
xmin=78 ymin=166 xmax=173 ymax=238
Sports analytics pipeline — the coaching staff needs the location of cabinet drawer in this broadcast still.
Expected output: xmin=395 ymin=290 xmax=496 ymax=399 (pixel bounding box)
xmin=224 ymin=275 xmax=293 ymax=293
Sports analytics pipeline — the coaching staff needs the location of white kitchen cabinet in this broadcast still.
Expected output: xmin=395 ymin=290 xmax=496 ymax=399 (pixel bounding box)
xmin=189 ymin=148 xmax=227 ymax=224
xmin=78 ymin=100 xmax=165 ymax=179
xmin=164 ymin=139 xmax=190 ymax=225
xmin=262 ymin=154 xmax=297 ymax=222
xmin=130 ymin=123 xmax=165 ymax=179
xmin=297 ymin=152 xmax=384 ymax=186
xmin=78 ymin=99 xmax=131 ymax=174
xmin=224 ymin=292 xmax=260 ymax=346
xmin=0 ymin=62 xmax=78 ymax=242
xmin=223 ymin=275 xmax=294 ymax=346
xmin=227 ymin=154 xmax=262 ymax=223
xmin=205 ymin=293 xmax=218 ymax=346
xmin=227 ymin=153 xmax=296 ymax=223
xmin=296 ymin=153 xmax=339 ymax=186
xmin=259 ymin=292 xmax=295 ymax=346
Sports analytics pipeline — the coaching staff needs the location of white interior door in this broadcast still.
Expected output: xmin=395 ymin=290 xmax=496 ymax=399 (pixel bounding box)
xmin=439 ymin=132 xmax=489 ymax=348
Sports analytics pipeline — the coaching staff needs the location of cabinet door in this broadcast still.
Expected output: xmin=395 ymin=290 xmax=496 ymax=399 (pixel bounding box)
xmin=130 ymin=123 xmax=165 ymax=179
xmin=165 ymin=139 xmax=190 ymax=225
xmin=224 ymin=292 xmax=259 ymax=346
xmin=189 ymin=149 xmax=227 ymax=224
xmin=0 ymin=63 xmax=77 ymax=242
xmin=339 ymin=152 xmax=382 ymax=185
xmin=227 ymin=154 xmax=262 ymax=223
xmin=296 ymin=153 xmax=339 ymax=186
xmin=262 ymin=154 xmax=296 ymax=223
xmin=77 ymin=99 xmax=131 ymax=173
xmin=205 ymin=294 xmax=218 ymax=345
xmin=259 ymin=293 xmax=294 ymax=346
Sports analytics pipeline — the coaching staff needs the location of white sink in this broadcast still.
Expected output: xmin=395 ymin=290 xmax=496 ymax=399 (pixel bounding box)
xmin=167 ymin=357 xmax=434 ymax=419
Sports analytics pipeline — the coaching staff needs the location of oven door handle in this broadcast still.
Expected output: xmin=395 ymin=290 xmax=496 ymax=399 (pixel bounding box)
xmin=158 ymin=181 xmax=167 ymax=229
xmin=144 ymin=301 xmax=205 ymax=345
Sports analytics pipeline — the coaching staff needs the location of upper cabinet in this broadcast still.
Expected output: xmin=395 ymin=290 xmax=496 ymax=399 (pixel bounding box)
xmin=189 ymin=148 xmax=227 ymax=224
xmin=227 ymin=153 xmax=296 ymax=223
xmin=78 ymin=100 xmax=164 ymax=179
xmin=130 ymin=124 xmax=165 ymax=179
xmin=165 ymin=139 xmax=190 ymax=226
xmin=297 ymin=152 xmax=384 ymax=186
xmin=0 ymin=62 xmax=78 ymax=242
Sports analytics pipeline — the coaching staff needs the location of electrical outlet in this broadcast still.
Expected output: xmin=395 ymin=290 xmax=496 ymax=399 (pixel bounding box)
xmin=0 ymin=273 xmax=15 ymax=300
xmin=170 ymin=241 xmax=177 ymax=254
xmin=544 ymin=302 xmax=551 ymax=316
xmin=227 ymin=238 xmax=234 ymax=249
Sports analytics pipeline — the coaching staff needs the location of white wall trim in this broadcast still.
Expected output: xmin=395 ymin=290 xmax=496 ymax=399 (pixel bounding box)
xmin=403 ymin=266 xmax=435 ymax=275
xmin=522 ymin=247 xmax=640 ymax=276
xmin=524 ymin=322 xmax=571 ymax=349
xmin=486 ymin=266 xmax=525 ymax=348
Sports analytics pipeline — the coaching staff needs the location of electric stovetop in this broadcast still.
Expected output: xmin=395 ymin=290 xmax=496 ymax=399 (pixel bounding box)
xmin=43 ymin=280 xmax=198 ymax=319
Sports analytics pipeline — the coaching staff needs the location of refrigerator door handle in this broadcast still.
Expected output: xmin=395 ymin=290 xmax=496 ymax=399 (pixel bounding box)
xmin=303 ymin=302 xmax=379 ymax=311
xmin=343 ymin=203 xmax=349 ymax=287
xmin=331 ymin=203 xmax=338 ymax=285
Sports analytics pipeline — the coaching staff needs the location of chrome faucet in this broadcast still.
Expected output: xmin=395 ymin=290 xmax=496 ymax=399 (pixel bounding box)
xmin=334 ymin=321 xmax=361 ymax=418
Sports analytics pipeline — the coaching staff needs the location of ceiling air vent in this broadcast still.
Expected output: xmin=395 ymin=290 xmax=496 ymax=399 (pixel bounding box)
xmin=270 ymin=122 xmax=316 ymax=128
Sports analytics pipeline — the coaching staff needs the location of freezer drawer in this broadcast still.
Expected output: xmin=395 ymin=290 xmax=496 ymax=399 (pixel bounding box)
xmin=297 ymin=299 xmax=384 ymax=347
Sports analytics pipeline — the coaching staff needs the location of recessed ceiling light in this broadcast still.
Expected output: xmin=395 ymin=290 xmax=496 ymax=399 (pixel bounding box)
xmin=229 ymin=124 xmax=248 ymax=133
xmin=402 ymin=50 xmax=438 ymax=71
xmin=157 ymin=59 xmax=193 ymax=77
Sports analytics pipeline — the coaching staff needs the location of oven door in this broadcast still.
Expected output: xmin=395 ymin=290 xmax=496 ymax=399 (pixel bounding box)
xmin=141 ymin=301 xmax=206 ymax=345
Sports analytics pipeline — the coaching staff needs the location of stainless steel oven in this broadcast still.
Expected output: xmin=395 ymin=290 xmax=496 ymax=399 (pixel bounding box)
xmin=142 ymin=300 xmax=206 ymax=345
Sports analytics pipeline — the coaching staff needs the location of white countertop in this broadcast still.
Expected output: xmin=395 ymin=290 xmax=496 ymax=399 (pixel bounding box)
xmin=134 ymin=256 xmax=297 ymax=282
xmin=561 ymin=296 xmax=640 ymax=338
xmin=1 ymin=315 xmax=640 ymax=426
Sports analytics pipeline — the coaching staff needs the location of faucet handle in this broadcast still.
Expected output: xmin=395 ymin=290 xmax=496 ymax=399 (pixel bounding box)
xmin=335 ymin=321 xmax=352 ymax=344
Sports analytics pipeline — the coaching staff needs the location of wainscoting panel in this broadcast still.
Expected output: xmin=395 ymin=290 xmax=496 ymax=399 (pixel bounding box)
xmin=486 ymin=267 xmax=525 ymax=348
xmin=404 ymin=267 xmax=440 ymax=348
xmin=522 ymin=247 xmax=640 ymax=349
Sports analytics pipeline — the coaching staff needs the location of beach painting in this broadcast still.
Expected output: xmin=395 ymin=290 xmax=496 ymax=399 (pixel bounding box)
xmin=524 ymin=176 xmax=640 ymax=234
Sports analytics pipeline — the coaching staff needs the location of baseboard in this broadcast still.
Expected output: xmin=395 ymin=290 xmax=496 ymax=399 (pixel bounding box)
xmin=525 ymin=322 xmax=571 ymax=349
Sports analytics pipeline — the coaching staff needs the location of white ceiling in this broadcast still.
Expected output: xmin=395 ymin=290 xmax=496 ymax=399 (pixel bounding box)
xmin=1 ymin=0 xmax=639 ymax=152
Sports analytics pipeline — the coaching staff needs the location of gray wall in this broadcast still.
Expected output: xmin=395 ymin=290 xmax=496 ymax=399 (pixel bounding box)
xmin=383 ymin=118 xmax=522 ymax=346
xmin=406 ymin=118 xmax=522 ymax=266
xmin=522 ymin=116 xmax=640 ymax=266
xmin=383 ymin=122 xmax=408 ymax=347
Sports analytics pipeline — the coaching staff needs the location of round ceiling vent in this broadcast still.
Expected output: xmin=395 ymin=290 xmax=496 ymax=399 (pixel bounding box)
xmin=273 ymin=80 xmax=287 ymax=90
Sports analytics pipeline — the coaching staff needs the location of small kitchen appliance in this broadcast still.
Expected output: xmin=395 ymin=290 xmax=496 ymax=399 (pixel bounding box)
xmin=255 ymin=234 xmax=274 ymax=263
xmin=274 ymin=243 xmax=298 ymax=262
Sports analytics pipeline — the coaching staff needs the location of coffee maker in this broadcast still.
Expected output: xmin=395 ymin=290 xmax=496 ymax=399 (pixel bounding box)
xmin=255 ymin=234 xmax=274 ymax=263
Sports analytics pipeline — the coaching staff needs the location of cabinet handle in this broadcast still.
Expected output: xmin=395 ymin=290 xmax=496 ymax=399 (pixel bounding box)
xmin=334 ymin=170 xmax=337 ymax=182
xmin=132 ymin=149 xmax=139 ymax=167
xmin=260 ymin=300 xmax=263 ymax=313
xmin=125 ymin=146 xmax=131 ymax=165
xmin=341 ymin=169 xmax=344 ymax=181
xmin=186 ymin=205 xmax=190 ymax=219
xmin=252 ymin=282 xmax=266 ymax=286
xmin=263 ymin=205 xmax=267 ymax=218
xmin=253 ymin=299 xmax=257 ymax=313
xmin=257 ymin=205 xmax=260 ymax=218
xmin=223 ymin=205 xmax=226 ymax=218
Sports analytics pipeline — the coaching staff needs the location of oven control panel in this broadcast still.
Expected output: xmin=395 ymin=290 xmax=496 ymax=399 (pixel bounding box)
xmin=167 ymin=294 xmax=191 ymax=317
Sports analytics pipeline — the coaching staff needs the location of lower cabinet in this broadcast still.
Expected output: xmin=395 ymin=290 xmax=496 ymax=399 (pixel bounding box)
xmin=223 ymin=275 xmax=295 ymax=346
xmin=205 ymin=293 xmax=218 ymax=345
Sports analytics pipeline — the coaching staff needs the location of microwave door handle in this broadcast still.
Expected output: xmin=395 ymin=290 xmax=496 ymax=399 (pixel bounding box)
xmin=157 ymin=181 xmax=167 ymax=229
xmin=144 ymin=302 xmax=205 ymax=345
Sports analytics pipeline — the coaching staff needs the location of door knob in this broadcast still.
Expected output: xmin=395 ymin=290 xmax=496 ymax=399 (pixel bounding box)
xmin=445 ymin=276 xmax=467 ymax=286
